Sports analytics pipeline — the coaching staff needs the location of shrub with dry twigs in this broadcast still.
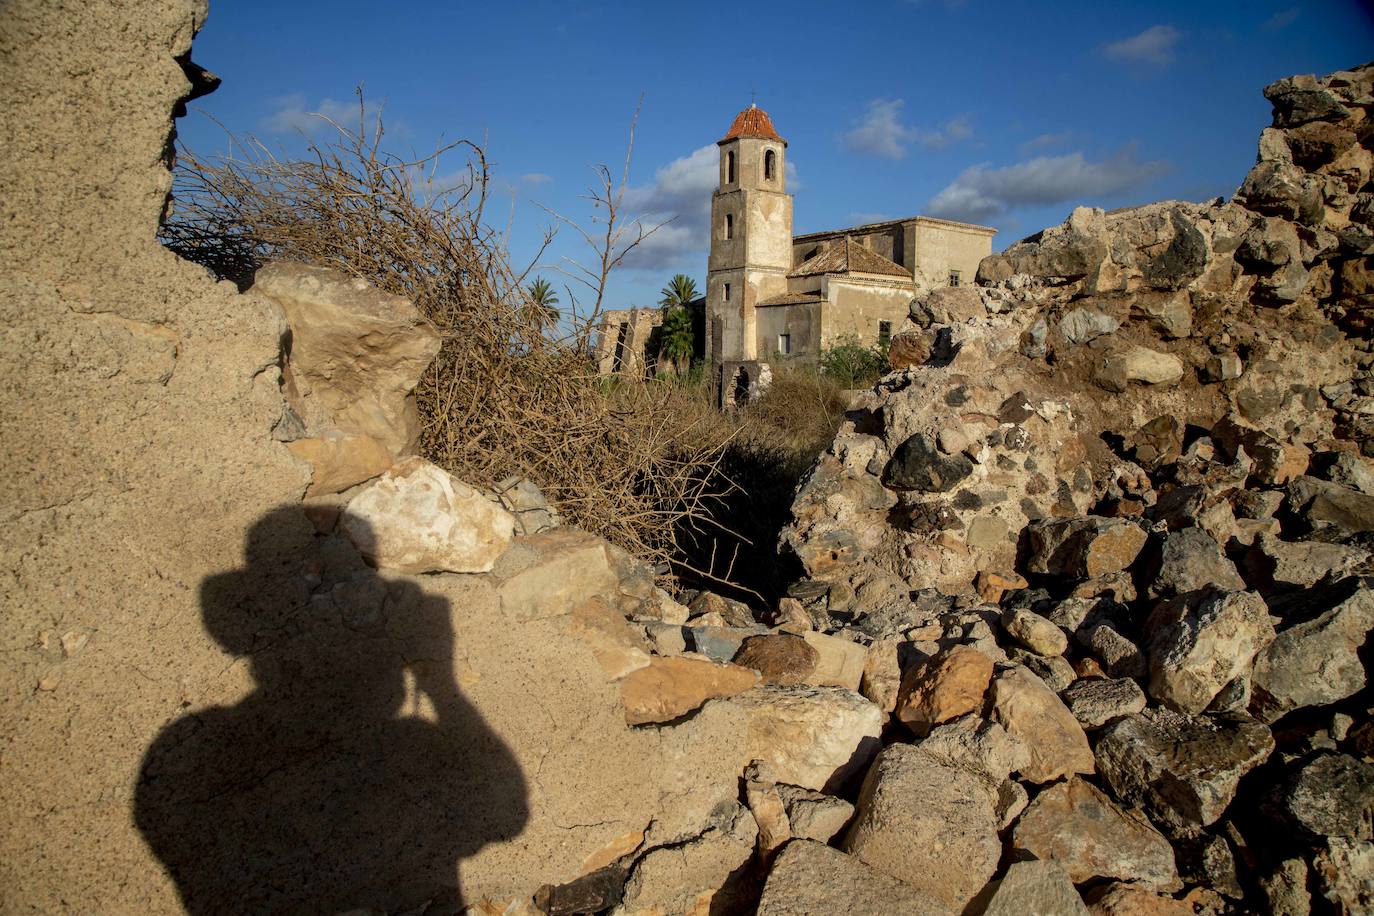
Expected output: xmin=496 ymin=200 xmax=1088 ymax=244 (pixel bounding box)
xmin=161 ymin=95 xmax=744 ymax=582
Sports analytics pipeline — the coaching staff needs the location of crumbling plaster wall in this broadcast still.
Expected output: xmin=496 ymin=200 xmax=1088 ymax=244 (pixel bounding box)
xmin=0 ymin=1 xmax=309 ymax=909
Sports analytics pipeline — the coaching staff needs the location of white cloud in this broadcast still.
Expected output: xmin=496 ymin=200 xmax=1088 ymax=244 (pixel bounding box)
xmin=843 ymin=100 xmax=973 ymax=159
xmin=609 ymin=144 xmax=803 ymax=270
xmin=260 ymin=94 xmax=359 ymax=135
xmin=1019 ymin=131 xmax=1075 ymax=153
xmin=1264 ymin=7 xmax=1300 ymax=30
xmin=616 ymin=144 xmax=719 ymax=269
xmin=519 ymin=172 xmax=553 ymax=185
xmin=925 ymin=145 xmax=1170 ymax=224
xmin=1102 ymin=25 xmax=1181 ymax=67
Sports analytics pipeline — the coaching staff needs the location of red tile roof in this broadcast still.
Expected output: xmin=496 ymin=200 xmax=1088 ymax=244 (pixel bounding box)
xmin=720 ymin=104 xmax=785 ymax=144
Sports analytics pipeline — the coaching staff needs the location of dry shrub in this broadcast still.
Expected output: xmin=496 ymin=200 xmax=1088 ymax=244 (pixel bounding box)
xmin=160 ymin=99 xmax=740 ymax=573
xmin=741 ymin=366 xmax=847 ymax=454
xmin=669 ymin=367 xmax=849 ymax=602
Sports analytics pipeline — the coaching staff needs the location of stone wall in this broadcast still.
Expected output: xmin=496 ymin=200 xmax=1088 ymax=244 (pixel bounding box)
xmin=593 ymin=306 xmax=662 ymax=376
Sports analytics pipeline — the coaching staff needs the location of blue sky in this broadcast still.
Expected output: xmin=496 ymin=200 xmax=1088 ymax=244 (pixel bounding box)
xmin=180 ymin=0 xmax=1373 ymax=316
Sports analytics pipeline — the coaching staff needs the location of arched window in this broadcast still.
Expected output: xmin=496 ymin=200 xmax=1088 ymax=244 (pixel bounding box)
xmin=726 ymin=151 xmax=736 ymax=184
xmin=764 ymin=149 xmax=776 ymax=181
xmin=725 ymin=213 xmax=734 ymax=240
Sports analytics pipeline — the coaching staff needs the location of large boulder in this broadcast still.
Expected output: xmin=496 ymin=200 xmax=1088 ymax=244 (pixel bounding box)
xmin=758 ymin=839 xmax=955 ymax=916
xmin=723 ymin=686 xmax=884 ymax=793
xmin=1011 ymin=777 xmax=1181 ymax=892
xmin=1147 ymin=528 xmax=1245 ymax=598
xmin=1060 ymin=677 xmax=1147 ymax=729
xmin=254 ymin=261 xmax=442 ymax=459
xmin=893 ymin=644 xmax=994 ymax=736
xmin=843 ymin=743 xmax=1002 ymax=912
xmin=1025 ymin=516 xmax=1147 ymax=579
xmin=619 ymin=656 xmax=760 ymax=725
xmin=1313 ymin=838 xmax=1374 ymax=913
xmin=982 ymin=860 xmax=1089 ymax=916
xmin=1266 ymin=753 xmax=1374 ymax=840
xmin=1095 ymin=708 xmax=1274 ymax=831
xmin=989 ymin=664 xmax=1095 ymax=783
xmin=343 ymin=457 xmax=516 ymax=574
xmin=1144 ymin=588 xmax=1276 ymax=715
xmin=1250 ymin=579 xmax=1374 ymax=722
xmin=617 ymin=804 xmax=758 ymax=915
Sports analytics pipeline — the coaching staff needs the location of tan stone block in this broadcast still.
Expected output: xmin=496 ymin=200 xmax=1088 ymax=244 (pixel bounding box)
xmin=620 ymin=656 xmax=760 ymax=725
xmin=568 ymin=596 xmax=653 ymax=681
xmin=286 ymin=433 xmax=393 ymax=497
xmin=860 ymin=637 xmax=903 ymax=713
xmin=990 ymin=664 xmax=1095 ymax=783
xmin=894 ymin=645 xmax=994 ymax=736
xmin=800 ymin=631 xmax=866 ymax=690
xmin=342 ymin=457 xmax=515 ymax=574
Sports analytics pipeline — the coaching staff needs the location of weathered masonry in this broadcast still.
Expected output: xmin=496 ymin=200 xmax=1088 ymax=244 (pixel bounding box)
xmin=705 ymin=104 xmax=996 ymax=398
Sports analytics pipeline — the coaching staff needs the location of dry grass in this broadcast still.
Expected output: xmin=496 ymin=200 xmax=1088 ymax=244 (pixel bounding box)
xmin=161 ymin=97 xmax=742 ymax=576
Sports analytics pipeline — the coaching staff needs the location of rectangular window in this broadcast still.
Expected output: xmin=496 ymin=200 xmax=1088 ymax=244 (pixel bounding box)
xmin=949 ymin=270 xmax=961 ymax=287
xmin=778 ymin=333 xmax=791 ymax=356
xmin=877 ymin=320 xmax=891 ymax=347
xmin=725 ymin=213 xmax=734 ymax=240
xmin=724 ymin=283 xmax=731 ymax=302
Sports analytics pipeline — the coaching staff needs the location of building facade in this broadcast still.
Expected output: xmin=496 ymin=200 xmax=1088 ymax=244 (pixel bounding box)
xmin=705 ymin=104 xmax=996 ymax=398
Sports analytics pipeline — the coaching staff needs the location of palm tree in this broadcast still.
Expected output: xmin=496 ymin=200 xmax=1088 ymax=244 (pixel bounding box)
xmin=656 ymin=299 xmax=695 ymax=379
xmin=526 ymin=277 xmax=560 ymax=327
xmin=658 ymin=274 xmax=698 ymax=312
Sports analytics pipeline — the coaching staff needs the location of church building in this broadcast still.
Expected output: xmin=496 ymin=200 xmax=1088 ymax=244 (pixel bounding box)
xmin=706 ymin=104 xmax=996 ymax=400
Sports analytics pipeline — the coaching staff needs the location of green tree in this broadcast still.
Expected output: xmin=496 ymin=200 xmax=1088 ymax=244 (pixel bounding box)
xmin=526 ymin=276 xmax=560 ymax=326
xmin=659 ymin=304 xmax=694 ymax=372
xmin=658 ymin=274 xmax=698 ymax=312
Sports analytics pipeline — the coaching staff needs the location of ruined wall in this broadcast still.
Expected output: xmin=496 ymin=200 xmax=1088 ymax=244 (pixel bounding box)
xmin=594 ymin=307 xmax=662 ymax=376
xmin=0 ymin=1 xmax=310 ymax=909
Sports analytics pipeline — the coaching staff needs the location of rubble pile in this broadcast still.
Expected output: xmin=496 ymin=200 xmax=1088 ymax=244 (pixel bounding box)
xmin=683 ymin=61 xmax=1374 ymax=915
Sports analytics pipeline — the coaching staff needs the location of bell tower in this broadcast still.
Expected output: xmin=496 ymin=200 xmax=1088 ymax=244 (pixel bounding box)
xmin=707 ymin=104 xmax=794 ymax=382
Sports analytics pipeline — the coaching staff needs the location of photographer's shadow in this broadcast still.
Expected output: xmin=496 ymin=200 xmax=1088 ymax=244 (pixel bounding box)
xmin=135 ymin=507 xmax=527 ymax=914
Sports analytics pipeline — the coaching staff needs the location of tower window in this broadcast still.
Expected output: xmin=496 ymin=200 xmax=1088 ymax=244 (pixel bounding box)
xmin=949 ymin=270 xmax=961 ymax=287
xmin=764 ymin=149 xmax=776 ymax=181
xmin=724 ymin=283 xmax=731 ymax=302
xmin=778 ymin=333 xmax=792 ymax=355
xmin=725 ymin=213 xmax=734 ymax=240
xmin=878 ymin=320 xmax=891 ymax=347
xmin=727 ymin=151 xmax=736 ymax=184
